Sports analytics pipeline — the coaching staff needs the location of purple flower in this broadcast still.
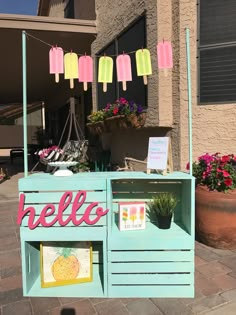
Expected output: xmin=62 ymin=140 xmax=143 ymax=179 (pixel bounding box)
xmin=137 ymin=104 xmax=143 ymax=114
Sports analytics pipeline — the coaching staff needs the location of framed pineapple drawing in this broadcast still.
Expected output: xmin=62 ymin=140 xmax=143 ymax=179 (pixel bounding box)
xmin=40 ymin=241 xmax=92 ymax=288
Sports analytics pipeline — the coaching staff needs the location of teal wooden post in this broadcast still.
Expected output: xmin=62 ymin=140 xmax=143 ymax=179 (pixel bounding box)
xmin=22 ymin=30 xmax=28 ymax=177
xmin=186 ymin=28 xmax=193 ymax=176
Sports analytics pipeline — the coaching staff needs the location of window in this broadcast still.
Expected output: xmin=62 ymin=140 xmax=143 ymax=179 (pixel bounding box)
xmin=198 ymin=0 xmax=236 ymax=104
xmin=97 ymin=16 xmax=147 ymax=109
xmin=64 ymin=0 xmax=74 ymax=19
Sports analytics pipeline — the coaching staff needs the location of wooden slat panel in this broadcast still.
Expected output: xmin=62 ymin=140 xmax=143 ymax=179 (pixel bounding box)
xmin=109 ymin=273 xmax=193 ymax=285
xmin=25 ymin=265 xmax=105 ymax=297
xmin=109 ymin=262 xmax=194 ymax=273
xmin=20 ymin=226 xmax=107 ymax=241
xmin=23 ymin=191 xmax=106 ymax=204
xmin=19 ymin=176 xmax=107 ymax=191
xmin=108 ymin=285 xmax=194 ymax=298
xmin=108 ymin=222 xmax=193 ymax=250
xmin=108 ymin=250 xmax=194 ymax=262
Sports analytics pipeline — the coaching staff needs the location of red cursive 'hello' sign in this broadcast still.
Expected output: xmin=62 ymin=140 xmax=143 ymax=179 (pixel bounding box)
xmin=17 ymin=190 xmax=109 ymax=230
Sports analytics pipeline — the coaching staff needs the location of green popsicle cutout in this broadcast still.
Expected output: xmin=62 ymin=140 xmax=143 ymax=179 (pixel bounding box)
xmin=98 ymin=56 xmax=113 ymax=92
xmin=135 ymin=49 xmax=152 ymax=85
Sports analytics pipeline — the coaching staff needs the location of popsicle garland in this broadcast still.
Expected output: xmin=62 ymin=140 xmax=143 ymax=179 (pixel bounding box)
xmin=48 ymin=40 xmax=173 ymax=90
xmin=64 ymin=52 xmax=79 ymax=89
xmin=98 ymin=56 xmax=113 ymax=92
xmin=116 ymin=54 xmax=132 ymax=91
xmin=78 ymin=55 xmax=93 ymax=91
xmin=135 ymin=48 xmax=152 ymax=85
xmin=49 ymin=46 xmax=64 ymax=83
xmin=157 ymin=40 xmax=173 ymax=76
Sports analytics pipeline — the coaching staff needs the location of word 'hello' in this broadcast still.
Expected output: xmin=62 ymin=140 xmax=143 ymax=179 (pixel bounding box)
xmin=17 ymin=191 xmax=109 ymax=229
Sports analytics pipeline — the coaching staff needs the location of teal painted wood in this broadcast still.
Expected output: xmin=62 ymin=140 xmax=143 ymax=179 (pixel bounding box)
xmin=22 ymin=30 xmax=28 ymax=177
xmin=22 ymin=191 xmax=106 ymax=203
xmin=109 ymin=274 xmax=194 ymax=285
xmin=186 ymin=27 xmax=193 ymax=177
xmin=20 ymin=226 xmax=107 ymax=241
xmin=21 ymin=241 xmax=40 ymax=295
xmin=108 ymin=250 xmax=194 ymax=262
xmin=109 ymin=262 xmax=194 ymax=273
xmin=22 ymin=239 xmax=107 ymax=297
xmin=19 ymin=172 xmax=194 ymax=298
xmin=23 ymin=265 xmax=105 ymax=297
xmin=108 ymin=221 xmax=194 ymax=250
xmin=19 ymin=175 xmax=107 ymax=191
xmin=108 ymin=285 xmax=194 ymax=298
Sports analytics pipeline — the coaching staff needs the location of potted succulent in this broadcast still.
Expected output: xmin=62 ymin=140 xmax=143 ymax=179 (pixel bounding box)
xmin=147 ymin=192 xmax=178 ymax=229
xmin=189 ymin=152 xmax=236 ymax=249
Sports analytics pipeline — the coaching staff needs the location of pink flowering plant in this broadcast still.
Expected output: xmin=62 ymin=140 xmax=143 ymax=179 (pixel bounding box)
xmin=103 ymin=97 xmax=143 ymax=118
xmin=192 ymin=153 xmax=236 ymax=193
xmin=36 ymin=145 xmax=63 ymax=162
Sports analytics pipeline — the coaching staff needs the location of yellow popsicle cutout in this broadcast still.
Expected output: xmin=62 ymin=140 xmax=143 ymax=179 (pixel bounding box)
xmin=135 ymin=49 xmax=152 ymax=85
xmin=64 ymin=52 xmax=79 ymax=89
xmin=98 ymin=56 xmax=113 ymax=92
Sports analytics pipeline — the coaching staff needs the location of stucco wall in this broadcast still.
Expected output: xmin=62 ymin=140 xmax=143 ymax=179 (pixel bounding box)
xmin=48 ymin=0 xmax=65 ymax=18
xmin=91 ymin=0 xmax=179 ymax=168
xmin=74 ymin=0 xmax=96 ymax=20
xmin=179 ymin=1 xmax=236 ymax=169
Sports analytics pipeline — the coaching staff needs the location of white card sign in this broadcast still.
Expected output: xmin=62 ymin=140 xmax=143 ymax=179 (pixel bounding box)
xmin=119 ymin=202 xmax=146 ymax=231
xmin=147 ymin=137 xmax=169 ymax=170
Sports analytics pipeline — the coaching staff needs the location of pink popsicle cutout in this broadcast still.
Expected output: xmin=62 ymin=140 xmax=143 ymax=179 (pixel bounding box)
xmin=78 ymin=55 xmax=93 ymax=91
xmin=49 ymin=47 xmax=64 ymax=83
xmin=157 ymin=41 xmax=173 ymax=77
xmin=116 ymin=54 xmax=132 ymax=91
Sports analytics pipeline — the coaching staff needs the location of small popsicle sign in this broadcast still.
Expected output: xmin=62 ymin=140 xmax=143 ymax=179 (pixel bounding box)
xmin=98 ymin=56 xmax=113 ymax=92
xmin=49 ymin=46 xmax=64 ymax=83
xmin=64 ymin=52 xmax=79 ymax=89
xmin=157 ymin=40 xmax=173 ymax=77
xmin=135 ymin=48 xmax=152 ymax=85
xmin=78 ymin=54 xmax=93 ymax=91
xmin=116 ymin=53 xmax=132 ymax=91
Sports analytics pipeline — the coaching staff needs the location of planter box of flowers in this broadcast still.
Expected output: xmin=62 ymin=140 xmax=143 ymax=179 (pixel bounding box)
xmin=86 ymin=97 xmax=146 ymax=135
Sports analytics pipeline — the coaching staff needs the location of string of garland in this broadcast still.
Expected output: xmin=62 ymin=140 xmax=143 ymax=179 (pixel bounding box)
xmin=24 ymin=31 xmax=138 ymax=57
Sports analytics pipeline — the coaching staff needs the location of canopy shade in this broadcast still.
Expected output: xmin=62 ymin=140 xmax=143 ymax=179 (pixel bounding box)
xmin=0 ymin=14 xmax=96 ymax=113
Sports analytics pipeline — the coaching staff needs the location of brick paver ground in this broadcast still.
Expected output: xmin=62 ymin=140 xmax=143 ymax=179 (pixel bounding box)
xmin=0 ymin=157 xmax=236 ymax=314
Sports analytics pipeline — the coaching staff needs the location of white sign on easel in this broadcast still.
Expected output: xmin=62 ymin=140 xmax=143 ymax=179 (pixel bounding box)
xmin=147 ymin=137 xmax=172 ymax=174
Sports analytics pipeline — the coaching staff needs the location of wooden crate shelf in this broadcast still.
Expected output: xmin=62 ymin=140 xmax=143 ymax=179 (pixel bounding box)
xmin=18 ymin=172 xmax=195 ymax=298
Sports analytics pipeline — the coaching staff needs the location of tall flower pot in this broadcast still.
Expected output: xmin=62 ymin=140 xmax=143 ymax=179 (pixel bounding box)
xmin=195 ymin=185 xmax=236 ymax=249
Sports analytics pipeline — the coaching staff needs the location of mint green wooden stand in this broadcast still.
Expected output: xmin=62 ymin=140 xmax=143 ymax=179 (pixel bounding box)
xmin=19 ymin=171 xmax=195 ymax=298
xmin=20 ymin=29 xmax=194 ymax=297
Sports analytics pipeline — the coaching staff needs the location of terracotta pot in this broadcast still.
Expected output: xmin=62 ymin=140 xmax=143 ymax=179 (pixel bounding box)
xmin=195 ymin=185 xmax=236 ymax=249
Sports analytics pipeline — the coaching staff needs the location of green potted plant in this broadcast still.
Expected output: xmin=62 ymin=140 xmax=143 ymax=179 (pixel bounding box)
xmin=147 ymin=192 xmax=178 ymax=229
xmin=189 ymin=152 xmax=236 ymax=249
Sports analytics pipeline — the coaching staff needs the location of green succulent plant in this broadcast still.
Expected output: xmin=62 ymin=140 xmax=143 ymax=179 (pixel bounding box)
xmin=147 ymin=192 xmax=178 ymax=217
